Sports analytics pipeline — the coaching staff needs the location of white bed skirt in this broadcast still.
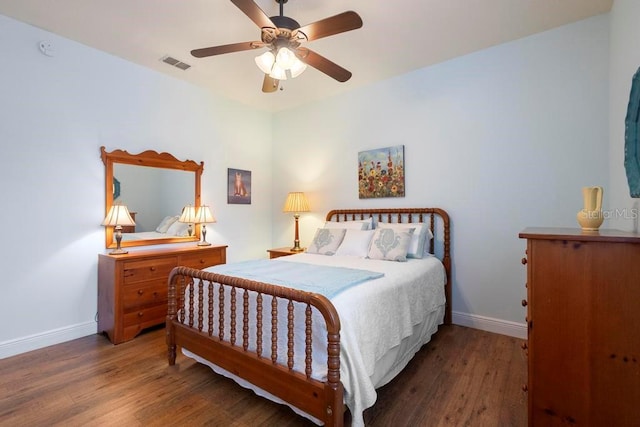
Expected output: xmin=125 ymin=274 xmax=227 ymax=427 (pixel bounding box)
xmin=181 ymin=303 xmax=444 ymax=426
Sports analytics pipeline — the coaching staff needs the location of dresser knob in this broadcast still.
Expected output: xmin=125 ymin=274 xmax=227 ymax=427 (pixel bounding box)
xmin=521 ymin=299 xmax=528 ymax=307
xmin=522 ymin=384 xmax=528 ymax=392
xmin=137 ymin=290 xmax=144 ymax=295
xmin=137 ymin=312 xmax=144 ymax=317
xmin=521 ymin=257 xmax=527 ymax=265
xmin=521 ymin=342 xmax=528 ymax=350
xmin=199 ymin=259 xmax=205 ymax=264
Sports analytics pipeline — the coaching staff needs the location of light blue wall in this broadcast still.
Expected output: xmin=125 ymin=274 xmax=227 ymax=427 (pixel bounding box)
xmin=609 ymin=0 xmax=640 ymax=231
xmin=0 ymin=14 xmax=273 ymax=357
xmin=2 ymin=5 xmax=634 ymax=356
xmin=272 ymin=15 xmax=610 ymax=332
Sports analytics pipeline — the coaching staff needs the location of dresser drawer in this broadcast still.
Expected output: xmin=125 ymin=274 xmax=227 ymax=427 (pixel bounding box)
xmin=122 ymin=281 xmax=168 ymax=310
xmin=178 ymin=250 xmax=224 ymax=269
xmin=123 ymin=258 xmax=177 ymax=284
xmin=123 ymin=304 xmax=168 ymax=330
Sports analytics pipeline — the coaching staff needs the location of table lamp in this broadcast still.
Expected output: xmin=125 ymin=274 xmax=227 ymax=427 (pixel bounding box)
xmin=102 ymin=204 xmax=136 ymax=254
xmin=282 ymin=192 xmax=310 ymax=252
xmin=195 ymin=205 xmax=216 ymax=246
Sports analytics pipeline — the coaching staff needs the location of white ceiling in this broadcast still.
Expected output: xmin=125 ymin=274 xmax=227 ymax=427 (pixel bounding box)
xmin=0 ymin=0 xmax=613 ymax=112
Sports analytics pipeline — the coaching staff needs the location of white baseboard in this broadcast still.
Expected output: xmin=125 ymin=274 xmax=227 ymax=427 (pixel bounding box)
xmin=1 ymin=313 xmax=524 ymax=359
xmin=452 ymin=311 xmax=527 ymax=339
xmin=0 ymin=321 xmax=97 ymax=359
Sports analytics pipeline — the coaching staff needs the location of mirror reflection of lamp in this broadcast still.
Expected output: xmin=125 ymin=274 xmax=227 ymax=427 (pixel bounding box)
xmin=194 ymin=205 xmax=216 ymax=246
xmin=178 ymin=205 xmax=198 ymax=237
xmin=102 ymin=204 xmax=135 ymax=255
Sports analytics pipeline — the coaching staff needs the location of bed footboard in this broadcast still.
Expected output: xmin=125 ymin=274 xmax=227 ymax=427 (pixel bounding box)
xmin=166 ymin=267 xmax=344 ymax=426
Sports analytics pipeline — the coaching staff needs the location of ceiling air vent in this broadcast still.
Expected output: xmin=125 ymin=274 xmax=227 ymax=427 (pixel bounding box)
xmin=161 ymin=55 xmax=191 ymax=71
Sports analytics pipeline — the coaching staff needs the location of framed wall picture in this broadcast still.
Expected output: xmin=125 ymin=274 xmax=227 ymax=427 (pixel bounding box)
xmin=358 ymin=145 xmax=405 ymax=199
xmin=227 ymin=168 xmax=251 ymax=204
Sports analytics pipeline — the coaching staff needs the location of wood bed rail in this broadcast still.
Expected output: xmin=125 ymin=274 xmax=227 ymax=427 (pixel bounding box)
xmin=326 ymin=207 xmax=452 ymax=324
xmin=166 ymin=266 xmax=344 ymax=426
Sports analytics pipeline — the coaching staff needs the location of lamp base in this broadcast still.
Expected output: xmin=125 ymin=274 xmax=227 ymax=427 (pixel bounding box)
xmin=290 ymin=239 xmax=304 ymax=252
xmin=197 ymin=241 xmax=211 ymax=247
xmin=109 ymin=248 xmax=128 ymax=255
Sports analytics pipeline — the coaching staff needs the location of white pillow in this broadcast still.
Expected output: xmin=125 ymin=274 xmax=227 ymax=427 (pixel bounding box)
xmin=155 ymin=215 xmax=179 ymax=233
xmin=166 ymin=220 xmax=189 ymax=236
xmin=324 ymin=219 xmax=371 ymax=230
xmin=377 ymin=222 xmax=433 ymax=258
xmin=335 ymin=229 xmax=375 ymax=257
xmin=367 ymin=228 xmax=415 ymax=262
xmin=306 ymin=228 xmax=347 ymax=255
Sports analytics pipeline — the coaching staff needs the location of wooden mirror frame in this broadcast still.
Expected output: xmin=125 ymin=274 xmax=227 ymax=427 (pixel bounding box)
xmin=101 ymin=146 xmax=203 ymax=249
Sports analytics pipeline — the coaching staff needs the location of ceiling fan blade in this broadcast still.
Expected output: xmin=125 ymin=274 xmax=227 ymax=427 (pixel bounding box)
xmin=262 ymin=74 xmax=279 ymax=93
xmin=295 ymin=48 xmax=352 ymax=82
xmin=297 ymin=11 xmax=363 ymax=42
xmin=191 ymin=41 xmax=264 ymax=58
xmin=231 ymin=0 xmax=275 ymax=29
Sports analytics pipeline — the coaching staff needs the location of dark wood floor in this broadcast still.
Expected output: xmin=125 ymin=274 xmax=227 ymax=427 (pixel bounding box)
xmin=0 ymin=325 xmax=527 ymax=426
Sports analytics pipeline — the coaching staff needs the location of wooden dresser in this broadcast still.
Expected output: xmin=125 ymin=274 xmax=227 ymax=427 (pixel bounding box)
xmin=519 ymin=228 xmax=640 ymax=426
xmin=98 ymin=245 xmax=227 ymax=344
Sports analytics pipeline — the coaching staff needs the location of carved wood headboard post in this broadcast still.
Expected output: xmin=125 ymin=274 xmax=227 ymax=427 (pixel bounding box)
xmin=326 ymin=208 xmax=452 ymax=325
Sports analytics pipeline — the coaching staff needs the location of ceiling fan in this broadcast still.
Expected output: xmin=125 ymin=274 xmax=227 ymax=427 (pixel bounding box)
xmin=191 ymin=0 xmax=363 ymax=93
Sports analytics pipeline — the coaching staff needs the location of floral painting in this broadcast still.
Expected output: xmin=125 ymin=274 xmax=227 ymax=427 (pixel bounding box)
xmin=358 ymin=145 xmax=405 ymax=199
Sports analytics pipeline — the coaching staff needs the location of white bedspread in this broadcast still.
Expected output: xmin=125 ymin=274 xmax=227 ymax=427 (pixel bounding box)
xmin=183 ymin=253 xmax=446 ymax=426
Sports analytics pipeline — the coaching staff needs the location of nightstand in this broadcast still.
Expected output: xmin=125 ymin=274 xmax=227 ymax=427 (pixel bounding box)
xmin=267 ymin=247 xmax=305 ymax=259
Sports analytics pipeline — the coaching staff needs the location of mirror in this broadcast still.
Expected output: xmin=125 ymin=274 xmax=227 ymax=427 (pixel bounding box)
xmin=101 ymin=146 xmax=203 ymax=248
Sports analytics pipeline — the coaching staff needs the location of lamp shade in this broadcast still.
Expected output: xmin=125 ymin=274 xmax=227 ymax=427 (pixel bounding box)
xmin=178 ymin=205 xmax=198 ymax=223
xmin=289 ymin=58 xmax=307 ymax=78
xmin=283 ymin=192 xmax=310 ymax=213
xmin=269 ymin=62 xmax=287 ymax=81
xmin=255 ymin=51 xmax=275 ymax=74
xmin=102 ymin=205 xmax=135 ymax=227
xmin=195 ymin=205 xmax=216 ymax=224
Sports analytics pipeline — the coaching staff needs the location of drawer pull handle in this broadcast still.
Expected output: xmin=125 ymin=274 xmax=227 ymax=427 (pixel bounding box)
xmin=137 ymin=312 xmax=144 ymax=317
xmin=150 ymin=266 xmax=156 ymax=271
xmin=521 ymin=299 xmax=528 ymax=307
xmin=137 ymin=290 xmax=144 ymax=295
xmin=522 ymin=384 xmax=528 ymax=392
xmin=521 ymin=257 xmax=527 ymax=265
xmin=521 ymin=342 xmax=528 ymax=350
xmin=199 ymin=259 xmax=205 ymax=264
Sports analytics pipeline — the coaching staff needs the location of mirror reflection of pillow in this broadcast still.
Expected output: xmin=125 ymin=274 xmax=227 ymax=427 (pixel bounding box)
xmin=156 ymin=215 xmax=179 ymax=233
xmin=166 ymin=220 xmax=189 ymax=236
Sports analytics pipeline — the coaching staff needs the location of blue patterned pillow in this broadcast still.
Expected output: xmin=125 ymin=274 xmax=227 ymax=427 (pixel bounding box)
xmin=367 ymin=228 xmax=415 ymax=262
xmin=306 ymin=228 xmax=347 ymax=255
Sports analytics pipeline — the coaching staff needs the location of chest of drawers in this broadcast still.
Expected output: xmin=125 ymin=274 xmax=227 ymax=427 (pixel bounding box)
xmin=98 ymin=245 xmax=227 ymax=344
xmin=519 ymin=228 xmax=640 ymax=426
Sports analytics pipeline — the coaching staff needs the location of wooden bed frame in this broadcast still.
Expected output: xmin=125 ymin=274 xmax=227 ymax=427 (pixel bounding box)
xmin=166 ymin=208 xmax=451 ymax=426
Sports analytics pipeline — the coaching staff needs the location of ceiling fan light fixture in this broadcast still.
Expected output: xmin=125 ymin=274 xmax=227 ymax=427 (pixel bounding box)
xmin=269 ymin=63 xmax=287 ymax=80
xmin=275 ymin=47 xmax=296 ymax=69
xmin=255 ymin=51 xmax=275 ymax=74
xmin=289 ymin=58 xmax=307 ymax=78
